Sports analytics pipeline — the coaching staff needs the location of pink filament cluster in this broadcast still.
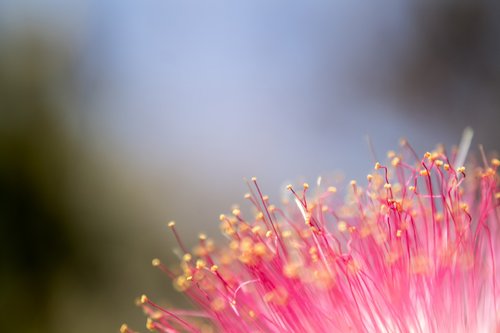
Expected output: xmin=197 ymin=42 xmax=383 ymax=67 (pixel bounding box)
xmin=126 ymin=145 xmax=500 ymax=333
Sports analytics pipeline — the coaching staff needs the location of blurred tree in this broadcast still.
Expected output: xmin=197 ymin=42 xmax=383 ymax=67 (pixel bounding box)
xmin=0 ymin=32 xmax=92 ymax=333
xmin=0 ymin=30 xmax=186 ymax=333
xmin=389 ymin=2 xmax=500 ymax=149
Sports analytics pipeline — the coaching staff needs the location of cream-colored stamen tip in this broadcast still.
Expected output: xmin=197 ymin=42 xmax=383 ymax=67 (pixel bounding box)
xmin=152 ymin=258 xmax=160 ymax=267
xmin=146 ymin=318 xmax=154 ymax=330
xmin=337 ymin=221 xmax=347 ymax=232
xmin=327 ymin=186 xmax=337 ymax=193
xmin=167 ymin=221 xmax=176 ymax=228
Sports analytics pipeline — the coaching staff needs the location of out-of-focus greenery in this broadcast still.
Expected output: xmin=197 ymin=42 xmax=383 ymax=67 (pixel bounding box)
xmin=0 ymin=32 xmax=182 ymax=333
xmin=1 ymin=34 xmax=81 ymax=333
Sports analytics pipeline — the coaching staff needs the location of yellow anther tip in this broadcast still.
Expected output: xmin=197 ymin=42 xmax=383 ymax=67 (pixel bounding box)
xmin=146 ymin=318 xmax=154 ymax=330
xmin=303 ymin=182 xmax=309 ymax=189
xmin=210 ymin=265 xmax=218 ymax=272
xmin=152 ymin=258 xmax=160 ymax=267
xmin=374 ymin=162 xmax=381 ymax=170
xmin=391 ymin=157 xmax=400 ymax=166
xmin=251 ymin=176 xmax=257 ymax=182
xmin=327 ymin=186 xmax=337 ymax=193
xmin=198 ymin=233 xmax=207 ymax=240
xmin=167 ymin=221 xmax=176 ymax=228
xmin=120 ymin=324 xmax=129 ymax=333
xmin=286 ymin=184 xmax=293 ymax=190
xmin=337 ymin=221 xmax=347 ymax=232
xmin=140 ymin=294 xmax=148 ymax=304
xmin=419 ymin=170 xmax=429 ymax=176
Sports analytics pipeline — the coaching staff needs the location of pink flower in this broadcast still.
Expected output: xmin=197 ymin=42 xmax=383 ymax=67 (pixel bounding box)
xmin=124 ymin=141 xmax=500 ymax=333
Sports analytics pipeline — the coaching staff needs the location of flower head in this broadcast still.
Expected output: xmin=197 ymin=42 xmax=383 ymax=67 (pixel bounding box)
xmin=125 ymin=141 xmax=500 ymax=333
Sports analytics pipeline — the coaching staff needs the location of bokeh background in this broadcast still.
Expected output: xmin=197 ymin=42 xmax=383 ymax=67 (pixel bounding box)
xmin=1 ymin=1 xmax=499 ymax=332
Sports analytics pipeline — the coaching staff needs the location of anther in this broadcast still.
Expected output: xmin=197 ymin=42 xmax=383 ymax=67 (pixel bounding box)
xmin=419 ymin=170 xmax=429 ymax=176
xmin=146 ymin=318 xmax=154 ymax=331
xmin=327 ymin=186 xmax=337 ymax=193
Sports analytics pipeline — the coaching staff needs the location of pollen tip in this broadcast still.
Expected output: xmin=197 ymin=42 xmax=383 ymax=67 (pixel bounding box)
xmin=167 ymin=221 xmax=176 ymax=228
xmin=327 ymin=186 xmax=337 ymax=193
xmin=152 ymin=258 xmax=160 ymax=267
xmin=146 ymin=318 xmax=154 ymax=330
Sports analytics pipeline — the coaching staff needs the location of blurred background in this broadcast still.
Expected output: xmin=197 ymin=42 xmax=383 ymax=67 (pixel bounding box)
xmin=0 ymin=1 xmax=499 ymax=332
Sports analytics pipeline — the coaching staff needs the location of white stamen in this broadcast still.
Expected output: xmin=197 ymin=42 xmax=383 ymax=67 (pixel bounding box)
xmin=455 ymin=127 xmax=473 ymax=169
